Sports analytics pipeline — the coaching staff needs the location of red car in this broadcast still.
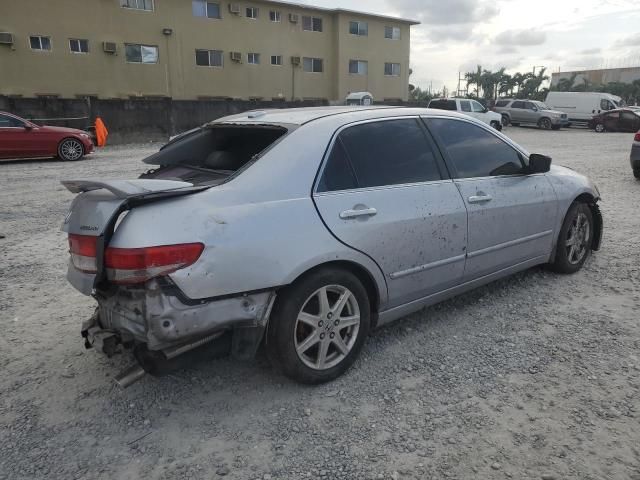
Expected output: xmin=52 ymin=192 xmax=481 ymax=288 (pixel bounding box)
xmin=0 ymin=111 xmax=94 ymax=161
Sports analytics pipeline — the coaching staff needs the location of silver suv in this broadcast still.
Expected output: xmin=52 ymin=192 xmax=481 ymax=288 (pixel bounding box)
xmin=494 ymin=99 xmax=569 ymax=130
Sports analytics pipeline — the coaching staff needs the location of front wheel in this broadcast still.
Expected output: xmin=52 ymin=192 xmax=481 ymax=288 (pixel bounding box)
xmin=634 ymin=168 xmax=640 ymax=179
xmin=58 ymin=138 xmax=84 ymax=161
xmin=266 ymin=269 xmax=371 ymax=384
xmin=594 ymin=123 xmax=606 ymax=133
xmin=538 ymin=118 xmax=552 ymax=130
xmin=549 ymin=202 xmax=594 ymax=274
xmin=551 ymin=125 xmax=561 ymax=131
xmin=490 ymin=121 xmax=502 ymax=131
xmin=501 ymin=115 xmax=510 ymax=127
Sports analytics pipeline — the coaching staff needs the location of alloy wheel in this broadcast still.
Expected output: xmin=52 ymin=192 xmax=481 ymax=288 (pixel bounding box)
xmin=565 ymin=212 xmax=590 ymax=265
xmin=60 ymin=139 xmax=83 ymax=161
xmin=294 ymin=285 xmax=360 ymax=371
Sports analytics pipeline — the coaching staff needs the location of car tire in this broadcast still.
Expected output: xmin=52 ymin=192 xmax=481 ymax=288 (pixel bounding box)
xmin=634 ymin=168 xmax=640 ymax=179
xmin=551 ymin=125 xmax=561 ymax=130
xmin=58 ymin=138 xmax=85 ymax=161
xmin=490 ymin=121 xmax=502 ymax=131
xmin=501 ymin=115 xmax=510 ymax=127
xmin=549 ymin=202 xmax=594 ymax=274
xmin=538 ymin=118 xmax=552 ymax=130
xmin=511 ymin=122 xmax=520 ymax=127
xmin=266 ymin=268 xmax=371 ymax=384
xmin=594 ymin=123 xmax=606 ymax=133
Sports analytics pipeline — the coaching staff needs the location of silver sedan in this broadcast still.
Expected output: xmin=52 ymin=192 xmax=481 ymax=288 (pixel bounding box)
xmin=62 ymin=107 xmax=603 ymax=386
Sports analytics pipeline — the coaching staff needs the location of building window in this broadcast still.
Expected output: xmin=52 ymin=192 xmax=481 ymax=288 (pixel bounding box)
xmin=246 ymin=7 xmax=258 ymax=19
xmin=30 ymin=35 xmax=51 ymax=51
xmin=385 ymin=26 xmax=401 ymax=40
xmin=384 ymin=62 xmax=401 ymax=76
xmin=349 ymin=60 xmax=368 ymax=75
xmin=125 ymin=44 xmax=158 ymax=63
xmin=271 ymin=55 xmax=282 ymax=66
xmin=269 ymin=10 xmax=281 ymax=22
xmin=192 ymin=1 xmax=221 ymax=18
xmin=121 ymin=0 xmax=154 ymax=11
xmin=195 ymin=49 xmax=223 ymax=67
xmin=349 ymin=21 xmax=368 ymax=36
xmin=247 ymin=52 xmax=260 ymax=64
xmin=69 ymin=38 xmax=89 ymax=53
xmin=303 ymin=57 xmax=323 ymax=73
xmin=302 ymin=16 xmax=323 ymax=32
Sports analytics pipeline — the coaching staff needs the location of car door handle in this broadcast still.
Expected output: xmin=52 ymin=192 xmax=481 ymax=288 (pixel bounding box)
xmin=339 ymin=207 xmax=378 ymax=219
xmin=468 ymin=195 xmax=493 ymax=204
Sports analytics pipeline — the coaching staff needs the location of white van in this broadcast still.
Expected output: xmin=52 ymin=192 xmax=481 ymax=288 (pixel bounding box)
xmin=545 ymin=92 xmax=623 ymax=123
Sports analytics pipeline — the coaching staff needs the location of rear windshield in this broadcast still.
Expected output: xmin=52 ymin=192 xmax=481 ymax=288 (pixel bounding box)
xmin=429 ymin=100 xmax=457 ymax=111
xmin=140 ymin=124 xmax=288 ymax=186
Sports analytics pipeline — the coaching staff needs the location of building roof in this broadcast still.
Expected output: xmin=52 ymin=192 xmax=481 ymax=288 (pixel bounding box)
xmin=252 ymin=0 xmax=421 ymax=25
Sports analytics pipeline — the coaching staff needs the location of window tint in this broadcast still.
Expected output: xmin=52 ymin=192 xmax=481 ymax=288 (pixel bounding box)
xmin=429 ymin=118 xmax=524 ymax=179
xmin=429 ymin=99 xmax=457 ymax=111
xmin=460 ymin=100 xmax=471 ymax=112
xmin=511 ymin=101 xmax=525 ymax=109
xmin=0 ymin=114 xmax=25 ymax=128
xmin=606 ymin=112 xmax=620 ymax=119
xmin=471 ymin=101 xmax=485 ymax=113
xmin=621 ymin=111 xmax=637 ymax=121
xmin=317 ymin=140 xmax=357 ymax=192
xmin=319 ymin=119 xmax=442 ymax=191
xmin=525 ymin=102 xmax=537 ymax=110
xmin=495 ymin=100 xmax=509 ymax=107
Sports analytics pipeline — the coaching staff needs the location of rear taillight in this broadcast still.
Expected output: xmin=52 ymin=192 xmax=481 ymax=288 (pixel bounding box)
xmin=68 ymin=234 xmax=98 ymax=273
xmin=104 ymin=243 xmax=204 ymax=285
xmin=635 ymin=131 xmax=640 ymax=142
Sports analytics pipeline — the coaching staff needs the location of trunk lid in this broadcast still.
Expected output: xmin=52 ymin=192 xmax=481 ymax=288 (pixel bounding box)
xmin=61 ymin=179 xmax=205 ymax=295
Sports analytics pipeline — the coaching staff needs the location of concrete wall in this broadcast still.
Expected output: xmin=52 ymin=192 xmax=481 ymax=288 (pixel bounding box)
xmin=0 ymin=0 xmax=417 ymax=101
xmin=551 ymin=67 xmax=640 ymax=87
xmin=0 ymin=95 xmax=328 ymax=143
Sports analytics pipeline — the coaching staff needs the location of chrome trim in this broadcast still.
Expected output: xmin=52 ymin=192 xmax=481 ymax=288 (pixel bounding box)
xmin=314 ymin=178 xmax=454 ymax=197
xmin=389 ymin=254 xmax=466 ymax=280
xmin=467 ymin=230 xmax=554 ymax=259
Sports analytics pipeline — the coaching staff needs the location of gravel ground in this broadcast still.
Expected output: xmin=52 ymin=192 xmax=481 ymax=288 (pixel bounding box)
xmin=1 ymin=127 xmax=639 ymax=480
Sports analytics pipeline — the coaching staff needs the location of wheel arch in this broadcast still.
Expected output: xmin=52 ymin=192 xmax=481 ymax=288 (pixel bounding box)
xmin=282 ymin=260 xmax=382 ymax=328
xmin=573 ymin=193 xmax=603 ymax=251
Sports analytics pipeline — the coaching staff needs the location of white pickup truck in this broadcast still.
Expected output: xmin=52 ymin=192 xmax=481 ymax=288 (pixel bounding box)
xmin=428 ymin=98 xmax=504 ymax=130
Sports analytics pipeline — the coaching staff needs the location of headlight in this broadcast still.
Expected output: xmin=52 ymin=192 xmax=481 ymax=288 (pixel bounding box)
xmin=80 ymin=133 xmax=90 ymax=138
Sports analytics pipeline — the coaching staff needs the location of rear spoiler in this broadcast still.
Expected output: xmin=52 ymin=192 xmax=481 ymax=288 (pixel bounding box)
xmin=61 ymin=179 xmax=197 ymax=199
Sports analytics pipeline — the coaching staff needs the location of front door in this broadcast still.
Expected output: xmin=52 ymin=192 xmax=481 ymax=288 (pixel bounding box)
xmin=426 ymin=117 xmax=558 ymax=281
xmin=509 ymin=101 xmax=527 ymax=123
xmin=620 ymin=111 xmax=640 ymax=133
xmin=0 ymin=114 xmax=32 ymax=159
xmin=314 ymin=117 xmax=468 ymax=308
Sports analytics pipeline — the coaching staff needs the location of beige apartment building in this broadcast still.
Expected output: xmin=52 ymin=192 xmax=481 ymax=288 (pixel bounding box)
xmin=0 ymin=0 xmax=418 ymax=101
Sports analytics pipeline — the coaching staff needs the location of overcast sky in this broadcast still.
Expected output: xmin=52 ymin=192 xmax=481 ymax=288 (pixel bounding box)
xmin=297 ymin=0 xmax=640 ymax=91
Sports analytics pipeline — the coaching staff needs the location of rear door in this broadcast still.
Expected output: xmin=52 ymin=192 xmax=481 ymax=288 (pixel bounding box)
xmin=313 ymin=117 xmax=468 ymax=308
xmin=0 ymin=114 xmax=31 ymax=158
xmin=426 ymin=117 xmax=558 ymax=281
xmin=510 ymin=101 xmax=526 ymax=123
xmin=603 ymin=112 xmax=620 ymax=131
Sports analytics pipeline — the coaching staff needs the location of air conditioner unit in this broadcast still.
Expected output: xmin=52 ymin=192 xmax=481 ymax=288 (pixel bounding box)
xmin=291 ymin=56 xmax=301 ymax=66
xmin=230 ymin=51 xmax=242 ymax=62
xmin=0 ymin=32 xmax=14 ymax=45
xmin=289 ymin=13 xmax=299 ymax=23
xmin=228 ymin=3 xmax=240 ymax=14
xmin=103 ymin=41 xmax=117 ymax=54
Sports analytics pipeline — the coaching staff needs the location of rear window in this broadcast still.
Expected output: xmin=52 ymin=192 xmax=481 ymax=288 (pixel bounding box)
xmin=140 ymin=125 xmax=288 ymax=186
xmin=495 ymin=100 xmax=509 ymax=107
xmin=429 ymin=99 xmax=457 ymax=111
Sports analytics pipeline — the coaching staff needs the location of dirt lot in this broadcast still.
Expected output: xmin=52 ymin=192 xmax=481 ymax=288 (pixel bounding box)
xmin=1 ymin=127 xmax=639 ymax=480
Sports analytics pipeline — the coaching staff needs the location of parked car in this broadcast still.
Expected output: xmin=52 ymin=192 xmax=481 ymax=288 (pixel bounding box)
xmin=545 ymin=91 xmax=622 ymax=123
xmin=0 ymin=111 xmax=93 ymax=161
xmin=428 ymin=98 xmax=503 ymax=130
xmin=61 ymin=107 xmax=602 ymax=387
xmin=631 ymin=131 xmax=640 ymax=179
xmin=588 ymin=108 xmax=640 ymax=133
xmin=494 ymin=99 xmax=569 ymax=130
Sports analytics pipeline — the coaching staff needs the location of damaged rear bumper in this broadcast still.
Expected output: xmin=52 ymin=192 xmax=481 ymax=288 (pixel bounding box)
xmin=82 ymin=279 xmax=275 ymax=357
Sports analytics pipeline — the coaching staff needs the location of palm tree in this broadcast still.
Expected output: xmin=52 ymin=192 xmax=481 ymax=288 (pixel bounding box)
xmin=465 ymin=65 xmax=483 ymax=97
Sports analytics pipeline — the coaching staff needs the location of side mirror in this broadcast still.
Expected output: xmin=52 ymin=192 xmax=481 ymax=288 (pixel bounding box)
xmin=24 ymin=124 xmax=33 ymax=130
xmin=529 ymin=153 xmax=552 ymax=174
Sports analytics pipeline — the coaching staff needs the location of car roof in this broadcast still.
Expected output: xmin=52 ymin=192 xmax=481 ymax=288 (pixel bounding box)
xmin=213 ymin=106 xmax=471 ymax=126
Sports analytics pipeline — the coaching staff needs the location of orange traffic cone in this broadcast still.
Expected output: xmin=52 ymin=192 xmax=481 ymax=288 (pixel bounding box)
xmin=95 ymin=117 xmax=109 ymax=147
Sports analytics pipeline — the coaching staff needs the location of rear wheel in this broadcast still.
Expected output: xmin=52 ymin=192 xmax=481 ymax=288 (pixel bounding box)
xmin=549 ymin=202 xmax=594 ymax=274
xmin=501 ymin=115 xmax=510 ymax=127
xmin=634 ymin=168 xmax=640 ymax=179
xmin=594 ymin=123 xmax=606 ymax=133
xmin=551 ymin=125 xmax=561 ymax=131
xmin=490 ymin=120 xmax=502 ymax=131
xmin=266 ymin=268 xmax=370 ymax=384
xmin=58 ymin=138 xmax=84 ymax=161
xmin=538 ymin=118 xmax=552 ymax=130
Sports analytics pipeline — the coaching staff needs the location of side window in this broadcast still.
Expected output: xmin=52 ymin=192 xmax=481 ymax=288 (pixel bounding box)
xmin=525 ymin=102 xmax=537 ymax=110
xmin=429 ymin=118 xmax=525 ymax=179
xmin=621 ymin=112 xmax=636 ymax=122
xmin=606 ymin=112 xmax=620 ymax=119
xmin=318 ymin=119 xmax=442 ymax=192
xmin=600 ymin=99 xmax=615 ymax=110
xmin=317 ymin=140 xmax=357 ymax=192
xmin=471 ymin=101 xmax=485 ymax=113
xmin=511 ymin=101 xmax=525 ymax=109
xmin=0 ymin=114 xmax=24 ymax=127
xmin=495 ymin=100 xmax=509 ymax=107
xmin=459 ymin=100 xmax=471 ymax=112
